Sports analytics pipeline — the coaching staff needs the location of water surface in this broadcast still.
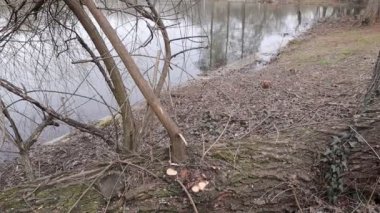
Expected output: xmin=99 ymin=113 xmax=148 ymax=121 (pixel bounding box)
xmin=0 ymin=0 xmax=365 ymax=161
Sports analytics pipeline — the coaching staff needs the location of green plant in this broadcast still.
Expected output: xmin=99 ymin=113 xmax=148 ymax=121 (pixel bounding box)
xmin=321 ymin=132 xmax=359 ymax=203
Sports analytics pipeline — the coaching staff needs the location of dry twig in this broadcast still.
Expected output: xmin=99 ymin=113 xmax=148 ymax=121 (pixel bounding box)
xmin=176 ymin=179 xmax=199 ymax=213
xmin=202 ymin=115 xmax=232 ymax=160
xmin=350 ymin=126 xmax=380 ymax=161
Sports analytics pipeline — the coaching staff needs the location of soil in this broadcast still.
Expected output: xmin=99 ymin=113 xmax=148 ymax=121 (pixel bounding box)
xmin=1 ymin=18 xmax=380 ymax=212
xmin=148 ymin=19 xmax=379 ymax=150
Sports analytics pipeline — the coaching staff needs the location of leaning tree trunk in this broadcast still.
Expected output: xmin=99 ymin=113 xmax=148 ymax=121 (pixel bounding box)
xmin=82 ymin=0 xmax=187 ymax=162
xmin=64 ymin=0 xmax=137 ymax=152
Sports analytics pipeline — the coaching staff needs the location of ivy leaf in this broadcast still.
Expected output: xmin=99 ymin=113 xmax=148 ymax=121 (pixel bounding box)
xmin=324 ymin=148 xmax=332 ymax=156
xmin=342 ymin=161 xmax=347 ymax=170
xmin=339 ymin=183 xmax=344 ymax=192
xmin=332 ymin=136 xmax=341 ymax=145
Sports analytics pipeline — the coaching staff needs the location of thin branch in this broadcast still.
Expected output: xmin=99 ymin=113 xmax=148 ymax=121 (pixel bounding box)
xmin=117 ymin=160 xmax=159 ymax=179
xmin=0 ymin=78 xmax=113 ymax=145
xmin=291 ymin=186 xmax=303 ymax=213
xmin=367 ymin=177 xmax=379 ymax=206
xmin=169 ymin=35 xmax=207 ymax=43
xmin=176 ymin=179 xmax=199 ymax=213
xmin=67 ymin=164 xmax=112 ymax=213
xmin=24 ymin=115 xmax=56 ymax=150
xmin=171 ymin=46 xmax=208 ymax=59
xmin=0 ymin=98 xmax=23 ymax=150
xmin=202 ymin=115 xmax=232 ymax=160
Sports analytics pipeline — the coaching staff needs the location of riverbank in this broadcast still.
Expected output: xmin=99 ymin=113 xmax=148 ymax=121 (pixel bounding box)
xmin=1 ymin=19 xmax=379 ymax=211
xmin=147 ymin=18 xmax=379 ymax=148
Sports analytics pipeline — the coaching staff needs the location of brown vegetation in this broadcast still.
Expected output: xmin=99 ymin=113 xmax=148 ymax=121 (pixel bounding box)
xmin=1 ymin=18 xmax=379 ymax=211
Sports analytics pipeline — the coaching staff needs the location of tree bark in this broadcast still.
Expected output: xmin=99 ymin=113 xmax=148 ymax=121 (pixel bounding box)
xmin=363 ymin=51 xmax=380 ymax=107
xmin=82 ymin=0 xmax=187 ymax=162
xmin=361 ymin=0 xmax=380 ymax=25
xmin=19 ymin=150 xmax=35 ymax=181
xmin=64 ymin=0 xmax=137 ymax=152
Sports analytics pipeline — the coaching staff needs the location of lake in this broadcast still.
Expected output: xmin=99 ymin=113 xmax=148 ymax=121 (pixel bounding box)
xmin=0 ymin=0 xmax=365 ymax=161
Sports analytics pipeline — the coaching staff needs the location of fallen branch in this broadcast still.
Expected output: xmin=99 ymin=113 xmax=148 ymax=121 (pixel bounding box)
xmin=291 ymin=186 xmax=303 ymax=213
xmin=117 ymin=160 xmax=159 ymax=179
xmin=0 ymin=78 xmax=113 ymax=145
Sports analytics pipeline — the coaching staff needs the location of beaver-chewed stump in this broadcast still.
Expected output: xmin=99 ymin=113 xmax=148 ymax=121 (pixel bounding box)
xmin=0 ymin=127 xmax=331 ymax=212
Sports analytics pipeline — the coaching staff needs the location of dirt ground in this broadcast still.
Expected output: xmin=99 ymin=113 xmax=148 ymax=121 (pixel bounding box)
xmin=147 ymin=19 xmax=380 ymax=150
xmin=1 ymin=19 xmax=380 ymax=212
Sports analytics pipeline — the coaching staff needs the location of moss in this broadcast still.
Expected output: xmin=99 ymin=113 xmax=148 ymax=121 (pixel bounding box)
xmin=149 ymin=185 xmax=179 ymax=198
xmin=0 ymin=187 xmax=30 ymax=211
xmin=0 ymin=184 xmax=103 ymax=212
xmin=211 ymin=150 xmax=235 ymax=163
xmin=228 ymin=172 xmax=258 ymax=187
xmin=138 ymin=207 xmax=178 ymax=212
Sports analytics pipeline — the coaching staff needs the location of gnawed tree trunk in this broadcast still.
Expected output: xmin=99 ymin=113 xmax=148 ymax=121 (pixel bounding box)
xmin=82 ymin=0 xmax=187 ymax=162
xmin=64 ymin=0 xmax=136 ymax=153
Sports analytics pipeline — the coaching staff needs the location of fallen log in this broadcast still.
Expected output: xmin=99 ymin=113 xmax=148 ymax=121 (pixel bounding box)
xmin=0 ymin=128 xmax=328 ymax=212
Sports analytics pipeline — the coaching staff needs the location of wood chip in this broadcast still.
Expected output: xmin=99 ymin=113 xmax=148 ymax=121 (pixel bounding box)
xmin=166 ymin=168 xmax=178 ymax=176
xmin=191 ymin=185 xmax=200 ymax=193
xmin=198 ymin=181 xmax=209 ymax=191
